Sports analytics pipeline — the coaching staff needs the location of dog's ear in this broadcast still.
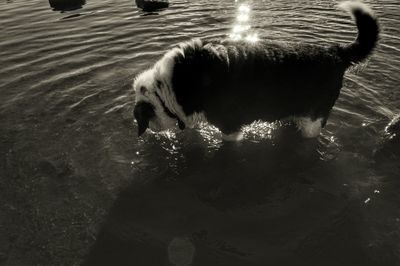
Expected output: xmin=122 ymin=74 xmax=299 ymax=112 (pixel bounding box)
xmin=134 ymin=101 xmax=155 ymax=136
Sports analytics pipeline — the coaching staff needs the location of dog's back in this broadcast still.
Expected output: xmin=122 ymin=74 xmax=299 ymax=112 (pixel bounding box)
xmin=170 ymin=1 xmax=379 ymax=132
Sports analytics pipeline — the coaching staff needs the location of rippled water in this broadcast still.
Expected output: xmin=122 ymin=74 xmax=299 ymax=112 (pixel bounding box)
xmin=0 ymin=0 xmax=399 ymax=265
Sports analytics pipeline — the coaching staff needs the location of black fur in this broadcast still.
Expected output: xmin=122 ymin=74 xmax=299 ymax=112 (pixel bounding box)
xmin=169 ymin=6 xmax=379 ymax=134
xmin=342 ymin=7 xmax=380 ymax=64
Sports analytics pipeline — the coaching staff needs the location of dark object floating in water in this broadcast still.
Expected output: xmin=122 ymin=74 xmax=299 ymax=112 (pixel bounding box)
xmin=135 ymin=0 xmax=169 ymax=12
xmin=49 ymin=0 xmax=86 ymax=12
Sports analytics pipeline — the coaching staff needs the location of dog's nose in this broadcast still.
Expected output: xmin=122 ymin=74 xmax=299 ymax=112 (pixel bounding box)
xmin=133 ymin=101 xmax=155 ymax=136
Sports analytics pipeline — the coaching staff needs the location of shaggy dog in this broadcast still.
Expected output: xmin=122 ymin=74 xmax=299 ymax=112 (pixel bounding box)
xmin=133 ymin=1 xmax=379 ymax=140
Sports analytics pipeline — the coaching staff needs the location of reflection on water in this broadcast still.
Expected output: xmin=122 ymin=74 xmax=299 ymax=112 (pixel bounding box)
xmin=49 ymin=0 xmax=86 ymax=12
xmin=1 ymin=0 xmax=400 ymax=265
xmin=229 ymin=2 xmax=258 ymax=42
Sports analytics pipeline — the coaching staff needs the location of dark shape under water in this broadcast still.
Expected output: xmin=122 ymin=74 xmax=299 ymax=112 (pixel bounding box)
xmin=135 ymin=0 xmax=169 ymax=12
xmin=49 ymin=0 xmax=86 ymax=12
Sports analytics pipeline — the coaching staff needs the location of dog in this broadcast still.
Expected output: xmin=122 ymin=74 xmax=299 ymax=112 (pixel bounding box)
xmin=133 ymin=1 xmax=379 ymax=140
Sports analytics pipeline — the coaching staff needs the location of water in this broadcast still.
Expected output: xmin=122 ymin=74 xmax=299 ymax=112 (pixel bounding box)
xmin=0 ymin=0 xmax=399 ymax=265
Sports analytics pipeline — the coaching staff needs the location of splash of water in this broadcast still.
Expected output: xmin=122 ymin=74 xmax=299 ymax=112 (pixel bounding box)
xmin=242 ymin=121 xmax=278 ymax=141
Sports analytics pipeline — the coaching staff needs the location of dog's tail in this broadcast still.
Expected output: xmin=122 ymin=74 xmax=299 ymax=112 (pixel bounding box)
xmin=339 ymin=1 xmax=379 ymax=64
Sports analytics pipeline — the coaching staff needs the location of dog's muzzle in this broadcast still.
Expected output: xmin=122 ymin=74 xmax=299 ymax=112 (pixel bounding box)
xmin=133 ymin=101 xmax=156 ymax=136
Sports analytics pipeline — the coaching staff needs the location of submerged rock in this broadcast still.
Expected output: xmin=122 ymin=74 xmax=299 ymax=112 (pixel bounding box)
xmin=135 ymin=0 xmax=169 ymax=12
xmin=49 ymin=0 xmax=86 ymax=12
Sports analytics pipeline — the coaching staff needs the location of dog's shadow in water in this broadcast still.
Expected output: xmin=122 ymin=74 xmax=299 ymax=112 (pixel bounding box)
xmin=179 ymin=127 xmax=320 ymax=211
xmin=84 ymin=130 xmax=355 ymax=266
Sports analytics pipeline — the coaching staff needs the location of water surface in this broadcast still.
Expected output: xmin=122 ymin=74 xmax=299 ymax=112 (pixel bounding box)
xmin=0 ymin=0 xmax=399 ymax=265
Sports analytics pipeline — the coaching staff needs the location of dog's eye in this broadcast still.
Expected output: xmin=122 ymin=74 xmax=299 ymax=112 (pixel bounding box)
xmin=140 ymin=86 xmax=147 ymax=94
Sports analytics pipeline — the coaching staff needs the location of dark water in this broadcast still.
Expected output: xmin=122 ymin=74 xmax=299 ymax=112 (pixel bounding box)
xmin=0 ymin=0 xmax=399 ymax=265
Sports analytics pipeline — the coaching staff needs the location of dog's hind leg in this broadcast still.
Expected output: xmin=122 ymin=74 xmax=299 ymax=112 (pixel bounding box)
xmin=294 ymin=117 xmax=323 ymax=138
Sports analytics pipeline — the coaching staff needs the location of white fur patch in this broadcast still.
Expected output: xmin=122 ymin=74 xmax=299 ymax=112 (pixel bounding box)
xmin=133 ymin=68 xmax=177 ymax=131
xmin=133 ymin=39 xmax=205 ymax=131
xmin=294 ymin=117 xmax=323 ymax=138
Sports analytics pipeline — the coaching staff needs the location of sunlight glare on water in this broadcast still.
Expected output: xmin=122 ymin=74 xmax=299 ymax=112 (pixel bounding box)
xmin=196 ymin=122 xmax=223 ymax=149
xmin=229 ymin=1 xmax=258 ymax=42
xmin=242 ymin=121 xmax=278 ymax=141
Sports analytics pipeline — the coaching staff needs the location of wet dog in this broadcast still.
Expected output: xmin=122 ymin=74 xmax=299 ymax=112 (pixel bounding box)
xmin=133 ymin=1 xmax=379 ymax=140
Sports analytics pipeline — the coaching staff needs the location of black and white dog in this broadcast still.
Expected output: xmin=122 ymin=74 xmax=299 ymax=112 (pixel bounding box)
xmin=133 ymin=1 xmax=379 ymax=140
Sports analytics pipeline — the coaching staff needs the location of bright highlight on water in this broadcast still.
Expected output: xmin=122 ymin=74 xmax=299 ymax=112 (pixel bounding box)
xmin=229 ymin=2 xmax=258 ymax=42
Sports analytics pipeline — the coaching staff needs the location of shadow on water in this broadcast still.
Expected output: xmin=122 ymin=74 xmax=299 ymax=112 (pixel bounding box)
xmin=49 ymin=0 xmax=86 ymax=12
xmin=82 ymin=127 xmax=395 ymax=266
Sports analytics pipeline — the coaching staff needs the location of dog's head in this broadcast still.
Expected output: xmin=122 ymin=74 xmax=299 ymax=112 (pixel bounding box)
xmin=133 ymin=64 xmax=185 ymax=136
xmin=133 ymin=69 xmax=177 ymax=136
xmin=133 ymin=40 xmax=207 ymax=136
